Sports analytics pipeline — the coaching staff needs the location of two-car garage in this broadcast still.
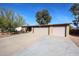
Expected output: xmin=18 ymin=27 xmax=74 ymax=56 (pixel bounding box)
xmin=27 ymin=23 xmax=70 ymax=37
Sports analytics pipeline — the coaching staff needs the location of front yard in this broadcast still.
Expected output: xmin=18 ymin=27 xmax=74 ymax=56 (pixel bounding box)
xmin=0 ymin=33 xmax=79 ymax=56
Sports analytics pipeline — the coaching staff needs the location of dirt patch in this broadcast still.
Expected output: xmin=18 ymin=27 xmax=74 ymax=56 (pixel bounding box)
xmin=0 ymin=33 xmax=11 ymax=39
xmin=69 ymin=35 xmax=79 ymax=47
xmin=0 ymin=32 xmax=25 ymax=39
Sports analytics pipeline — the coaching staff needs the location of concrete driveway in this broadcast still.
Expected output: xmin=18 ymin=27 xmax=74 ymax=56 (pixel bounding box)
xmin=0 ymin=33 xmax=79 ymax=56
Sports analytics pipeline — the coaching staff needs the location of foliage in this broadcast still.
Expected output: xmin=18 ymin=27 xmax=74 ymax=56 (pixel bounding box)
xmin=14 ymin=14 xmax=25 ymax=27
xmin=36 ymin=9 xmax=52 ymax=25
xmin=70 ymin=4 xmax=79 ymax=29
xmin=70 ymin=3 xmax=79 ymax=16
xmin=0 ymin=8 xmax=26 ymax=32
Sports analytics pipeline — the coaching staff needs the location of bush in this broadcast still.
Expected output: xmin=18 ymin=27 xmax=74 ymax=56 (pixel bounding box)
xmin=69 ymin=25 xmax=79 ymax=35
xmin=0 ymin=8 xmax=26 ymax=33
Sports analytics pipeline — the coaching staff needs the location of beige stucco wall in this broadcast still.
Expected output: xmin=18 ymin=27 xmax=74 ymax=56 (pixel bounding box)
xmin=66 ymin=26 xmax=69 ymax=37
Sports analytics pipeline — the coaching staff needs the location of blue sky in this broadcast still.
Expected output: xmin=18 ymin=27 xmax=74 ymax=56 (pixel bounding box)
xmin=0 ymin=3 xmax=74 ymax=25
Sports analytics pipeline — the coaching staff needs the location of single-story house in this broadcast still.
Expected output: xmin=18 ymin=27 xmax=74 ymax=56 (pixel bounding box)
xmin=22 ymin=23 xmax=70 ymax=37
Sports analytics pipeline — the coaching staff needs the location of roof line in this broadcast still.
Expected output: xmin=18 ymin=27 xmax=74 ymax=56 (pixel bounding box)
xmin=22 ymin=23 xmax=71 ymax=27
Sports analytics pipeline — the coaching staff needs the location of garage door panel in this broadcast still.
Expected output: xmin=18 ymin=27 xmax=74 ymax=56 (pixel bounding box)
xmin=52 ymin=27 xmax=65 ymax=37
xmin=34 ymin=27 xmax=48 ymax=36
xmin=33 ymin=26 xmax=65 ymax=37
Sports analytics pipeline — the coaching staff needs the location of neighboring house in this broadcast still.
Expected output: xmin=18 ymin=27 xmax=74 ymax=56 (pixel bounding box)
xmin=15 ymin=27 xmax=27 ymax=33
xmin=15 ymin=27 xmax=22 ymax=32
xmin=22 ymin=23 xmax=70 ymax=37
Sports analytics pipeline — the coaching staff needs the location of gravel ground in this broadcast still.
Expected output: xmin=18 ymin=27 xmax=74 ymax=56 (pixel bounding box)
xmin=0 ymin=33 xmax=79 ymax=56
